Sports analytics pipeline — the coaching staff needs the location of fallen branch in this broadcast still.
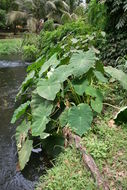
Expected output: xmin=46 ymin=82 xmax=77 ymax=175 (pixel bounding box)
xmin=63 ymin=127 xmax=109 ymax=190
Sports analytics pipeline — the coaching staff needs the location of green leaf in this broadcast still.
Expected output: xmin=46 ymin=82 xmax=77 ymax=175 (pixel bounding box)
xmin=69 ymin=49 xmax=96 ymax=77
xmin=68 ymin=103 xmax=93 ymax=136
xmin=91 ymin=98 xmax=103 ymax=113
xmin=85 ymin=86 xmax=103 ymax=100
xmin=73 ymin=78 xmax=89 ymax=96
xmin=16 ymin=120 xmax=31 ymax=145
xmin=59 ymin=109 xmax=69 ymax=128
xmin=39 ymin=54 xmax=60 ymax=77
xmin=40 ymin=132 xmax=50 ymax=139
xmin=18 ymin=138 xmax=33 ymax=170
xmin=37 ymin=50 xmax=97 ymax=101
xmin=104 ymin=66 xmax=127 ymax=90
xmin=94 ymin=71 xmax=108 ymax=83
xmin=17 ymin=71 xmax=35 ymax=98
xmin=31 ymin=92 xmax=53 ymax=137
xmin=11 ymin=101 xmax=30 ymax=124
xmin=37 ymin=78 xmax=61 ymax=101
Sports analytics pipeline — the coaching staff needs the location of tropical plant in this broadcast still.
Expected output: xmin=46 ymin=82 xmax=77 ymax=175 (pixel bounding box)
xmin=87 ymin=0 xmax=107 ymax=30
xmin=0 ymin=9 xmax=6 ymax=29
xmin=105 ymin=0 xmax=127 ymax=31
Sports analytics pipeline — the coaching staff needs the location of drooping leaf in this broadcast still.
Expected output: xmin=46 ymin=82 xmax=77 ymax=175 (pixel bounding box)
xmin=114 ymin=106 xmax=127 ymax=124
xmin=39 ymin=53 xmax=60 ymax=77
xmin=104 ymin=66 xmax=127 ymax=90
xmin=59 ymin=109 xmax=69 ymax=128
xmin=68 ymin=103 xmax=93 ymax=136
xmin=17 ymin=71 xmax=35 ymax=98
xmin=31 ymin=92 xmax=53 ymax=137
xmin=16 ymin=120 xmax=31 ymax=146
xmin=73 ymin=78 xmax=89 ymax=96
xmin=94 ymin=70 xmax=108 ymax=83
xmin=11 ymin=101 xmax=30 ymax=124
xmin=91 ymin=98 xmax=103 ymax=113
xmin=18 ymin=138 xmax=33 ymax=170
xmin=37 ymin=78 xmax=61 ymax=101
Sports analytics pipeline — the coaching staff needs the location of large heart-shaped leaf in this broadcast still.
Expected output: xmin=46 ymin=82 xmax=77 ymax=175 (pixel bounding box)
xmin=31 ymin=92 xmax=53 ymax=137
xmin=37 ymin=78 xmax=61 ymax=100
xmin=11 ymin=101 xmax=30 ymax=124
xmin=104 ymin=66 xmax=127 ymax=90
xmin=68 ymin=103 xmax=93 ymax=136
xmin=18 ymin=138 xmax=33 ymax=170
xmin=69 ymin=49 xmax=96 ymax=77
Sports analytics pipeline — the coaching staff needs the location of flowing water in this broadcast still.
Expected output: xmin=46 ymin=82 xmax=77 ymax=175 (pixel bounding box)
xmin=0 ymin=61 xmax=48 ymax=190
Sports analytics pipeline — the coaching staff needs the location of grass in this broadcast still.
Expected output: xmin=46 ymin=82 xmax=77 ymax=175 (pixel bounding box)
xmin=36 ymin=108 xmax=127 ymax=190
xmin=0 ymin=38 xmax=22 ymax=58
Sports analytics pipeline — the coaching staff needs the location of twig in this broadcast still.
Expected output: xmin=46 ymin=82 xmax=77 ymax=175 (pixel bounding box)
xmin=103 ymin=102 xmax=120 ymax=110
xmin=63 ymin=127 xmax=110 ymax=190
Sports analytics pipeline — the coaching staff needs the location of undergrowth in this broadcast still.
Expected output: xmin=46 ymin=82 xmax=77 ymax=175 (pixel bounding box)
xmin=36 ymin=108 xmax=127 ymax=190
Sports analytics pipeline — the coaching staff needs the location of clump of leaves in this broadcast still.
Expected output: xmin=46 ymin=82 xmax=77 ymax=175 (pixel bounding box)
xmin=11 ymin=28 xmax=127 ymax=170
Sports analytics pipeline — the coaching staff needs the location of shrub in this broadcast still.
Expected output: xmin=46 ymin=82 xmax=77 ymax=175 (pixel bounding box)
xmin=0 ymin=9 xmax=6 ymax=29
xmin=23 ymin=45 xmax=39 ymax=62
xmin=105 ymin=0 xmax=127 ymax=31
xmin=43 ymin=19 xmax=55 ymax=31
xmin=87 ymin=0 xmax=107 ymax=30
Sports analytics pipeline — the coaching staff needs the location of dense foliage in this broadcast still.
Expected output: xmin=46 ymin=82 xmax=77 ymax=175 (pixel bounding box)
xmin=106 ymin=0 xmax=127 ymax=31
xmin=11 ymin=19 xmax=127 ymax=170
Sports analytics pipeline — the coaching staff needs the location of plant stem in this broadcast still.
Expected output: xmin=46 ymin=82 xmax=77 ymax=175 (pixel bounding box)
xmin=67 ymin=79 xmax=80 ymax=105
xmin=103 ymin=103 xmax=120 ymax=110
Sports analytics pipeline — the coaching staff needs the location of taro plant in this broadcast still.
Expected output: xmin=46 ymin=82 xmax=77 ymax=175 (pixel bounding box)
xmin=11 ymin=48 xmax=109 ymax=170
xmin=11 ymin=41 xmax=127 ymax=170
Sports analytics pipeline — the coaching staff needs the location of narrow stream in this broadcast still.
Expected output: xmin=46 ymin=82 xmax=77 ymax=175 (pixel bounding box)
xmin=0 ymin=61 xmax=35 ymax=190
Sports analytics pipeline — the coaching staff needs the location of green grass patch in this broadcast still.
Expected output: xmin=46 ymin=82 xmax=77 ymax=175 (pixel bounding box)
xmin=0 ymin=38 xmax=22 ymax=58
xmin=36 ymin=109 xmax=127 ymax=190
